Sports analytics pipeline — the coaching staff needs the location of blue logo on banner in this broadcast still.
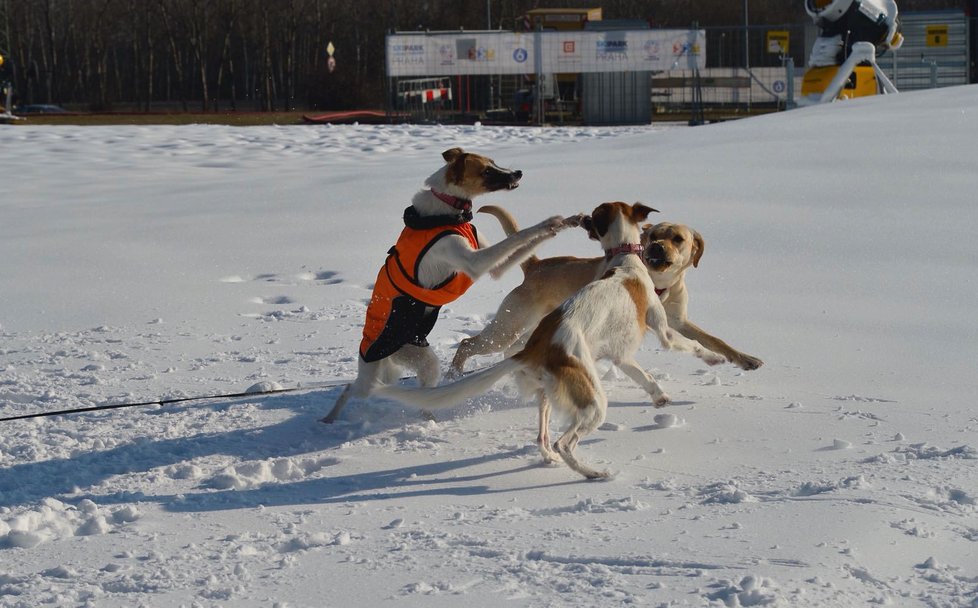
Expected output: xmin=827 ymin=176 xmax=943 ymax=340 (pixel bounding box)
xmin=513 ymin=48 xmax=528 ymax=63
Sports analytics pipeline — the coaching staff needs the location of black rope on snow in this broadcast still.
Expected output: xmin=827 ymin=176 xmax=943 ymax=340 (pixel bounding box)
xmin=0 ymin=381 xmax=348 ymax=423
xmin=0 ymin=366 xmax=486 ymax=423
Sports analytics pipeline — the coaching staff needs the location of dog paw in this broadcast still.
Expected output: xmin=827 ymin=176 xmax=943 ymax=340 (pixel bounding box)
xmin=561 ymin=213 xmax=586 ymax=228
xmin=737 ymin=355 xmax=764 ymax=371
xmin=540 ymin=446 xmax=563 ymax=464
xmin=700 ymin=349 xmax=725 ymax=366
xmin=536 ymin=215 xmax=566 ymax=235
xmin=653 ymin=393 xmax=671 ymax=407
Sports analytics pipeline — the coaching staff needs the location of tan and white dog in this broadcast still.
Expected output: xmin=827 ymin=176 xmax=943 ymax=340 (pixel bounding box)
xmin=322 ymin=148 xmax=579 ymax=424
xmin=378 ymin=202 xmax=723 ymax=479
xmin=449 ymin=206 xmax=763 ymax=380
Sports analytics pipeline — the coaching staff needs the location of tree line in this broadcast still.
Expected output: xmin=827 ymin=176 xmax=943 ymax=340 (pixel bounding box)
xmin=1 ymin=0 xmax=965 ymax=112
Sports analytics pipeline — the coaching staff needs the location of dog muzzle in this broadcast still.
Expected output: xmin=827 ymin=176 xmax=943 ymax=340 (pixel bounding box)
xmin=485 ymin=167 xmax=522 ymax=192
xmin=643 ymin=242 xmax=669 ymax=267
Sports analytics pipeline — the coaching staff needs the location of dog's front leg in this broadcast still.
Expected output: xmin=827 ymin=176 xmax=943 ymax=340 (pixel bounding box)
xmin=645 ymin=300 xmax=724 ymax=366
xmin=446 ymin=215 xmax=570 ymax=280
xmin=663 ymin=294 xmax=762 ymax=370
xmin=617 ymin=359 xmax=670 ymax=407
xmin=488 ymin=215 xmax=584 ymax=279
xmin=673 ymin=320 xmax=764 ymax=370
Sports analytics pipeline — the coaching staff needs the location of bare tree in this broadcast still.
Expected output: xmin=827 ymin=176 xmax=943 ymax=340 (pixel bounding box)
xmin=157 ymin=0 xmax=189 ymax=110
xmin=187 ymin=0 xmax=212 ymax=111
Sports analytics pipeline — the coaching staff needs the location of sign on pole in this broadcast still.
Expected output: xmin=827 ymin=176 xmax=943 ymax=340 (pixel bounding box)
xmin=926 ymin=25 xmax=949 ymax=47
xmin=326 ymin=41 xmax=336 ymax=72
xmin=766 ymin=31 xmax=789 ymax=54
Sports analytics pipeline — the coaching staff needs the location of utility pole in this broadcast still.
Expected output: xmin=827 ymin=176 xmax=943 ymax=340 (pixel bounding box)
xmin=0 ymin=0 xmax=12 ymax=115
xmin=743 ymin=0 xmax=749 ymax=72
xmin=0 ymin=0 xmax=8 ymax=59
xmin=743 ymin=0 xmax=752 ymax=111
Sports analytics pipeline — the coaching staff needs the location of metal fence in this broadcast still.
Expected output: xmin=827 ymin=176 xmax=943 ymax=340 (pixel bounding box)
xmin=387 ymin=14 xmax=975 ymax=125
xmin=877 ymin=11 xmax=972 ymax=91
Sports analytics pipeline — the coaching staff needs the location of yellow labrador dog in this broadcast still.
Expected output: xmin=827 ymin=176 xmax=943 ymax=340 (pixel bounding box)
xmin=450 ymin=206 xmax=763 ymax=381
xmin=641 ymin=222 xmax=763 ymax=371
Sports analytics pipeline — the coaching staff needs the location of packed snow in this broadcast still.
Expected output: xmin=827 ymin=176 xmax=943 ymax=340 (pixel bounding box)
xmin=1 ymin=86 xmax=977 ymax=607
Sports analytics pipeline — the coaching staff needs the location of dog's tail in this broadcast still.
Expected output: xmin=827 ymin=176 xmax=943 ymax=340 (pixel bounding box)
xmin=478 ymin=205 xmax=538 ymax=274
xmin=376 ymin=358 xmax=523 ymax=411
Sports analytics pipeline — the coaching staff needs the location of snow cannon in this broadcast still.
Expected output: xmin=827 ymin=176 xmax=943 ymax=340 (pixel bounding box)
xmin=801 ymin=0 xmax=903 ymax=104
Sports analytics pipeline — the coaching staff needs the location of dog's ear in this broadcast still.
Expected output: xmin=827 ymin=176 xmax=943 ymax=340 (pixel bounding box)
xmin=630 ymin=202 xmax=659 ymax=223
xmin=639 ymin=223 xmax=654 ymax=246
xmin=442 ymin=147 xmax=465 ymax=163
xmin=581 ymin=215 xmax=598 ymax=240
xmin=692 ymin=230 xmax=705 ymax=268
xmin=589 ymin=203 xmax=613 ymax=239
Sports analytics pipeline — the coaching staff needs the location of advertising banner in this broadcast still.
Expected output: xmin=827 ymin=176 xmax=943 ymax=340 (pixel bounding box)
xmin=387 ymin=30 xmax=706 ymax=77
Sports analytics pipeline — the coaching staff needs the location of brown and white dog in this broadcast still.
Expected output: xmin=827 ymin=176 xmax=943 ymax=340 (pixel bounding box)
xmin=449 ymin=206 xmax=763 ymax=380
xmin=322 ymin=148 xmax=579 ymax=424
xmin=378 ymin=202 xmax=723 ymax=479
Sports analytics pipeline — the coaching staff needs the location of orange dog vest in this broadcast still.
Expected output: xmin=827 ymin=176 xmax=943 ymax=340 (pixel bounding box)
xmin=359 ymin=215 xmax=479 ymax=362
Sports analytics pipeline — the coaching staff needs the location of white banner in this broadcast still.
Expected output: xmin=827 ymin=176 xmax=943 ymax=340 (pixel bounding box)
xmin=387 ymin=30 xmax=706 ymax=77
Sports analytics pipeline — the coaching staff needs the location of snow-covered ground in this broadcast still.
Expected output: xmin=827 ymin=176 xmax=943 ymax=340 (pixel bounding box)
xmin=1 ymin=86 xmax=976 ymax=607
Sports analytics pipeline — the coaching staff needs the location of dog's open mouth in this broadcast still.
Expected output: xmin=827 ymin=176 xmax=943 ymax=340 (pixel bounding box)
xmin=644 ymin=249 xmax=671 ymax=269
xmin=486 ymin=179 xmax=519 ymax=192
xmin=499 ymin=171 xmax=522 ymax=190
xmin=484 ymin=168 xmax=522 ymax=192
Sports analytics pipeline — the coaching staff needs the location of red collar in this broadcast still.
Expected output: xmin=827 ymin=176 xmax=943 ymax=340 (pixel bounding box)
xmin=655 ymin=287 xmax=667 ymax=296
xmin=604 ymin=243 xmax=644 ymax=260
xmin=430 ymin=189 xmax=472 ymax=212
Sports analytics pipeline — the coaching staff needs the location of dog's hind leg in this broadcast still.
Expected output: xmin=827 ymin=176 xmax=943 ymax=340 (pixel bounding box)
xmin=391 ymin=344 xmax=441 ymax=421
xmin=393 ymin=344 xmax=441 ymax=387
xmin=321 ymin=359 xmax=382 ymax=424
xmin=321 ymin=383 xmax=354 ymax=424
xmin=536 ymin=390 xmax=561 ymax=464
xmin=552 ymin=378 xmax=610 ymax=480
xmin=554 ymin=425 xmax=609 ymax=479
xmin=449 ymin=289 xmax=535 ymax=377
xmin=321 ymin=378 xmax=368 ymax=424
xmin=617 ymin=358 xmax=670 ymax=407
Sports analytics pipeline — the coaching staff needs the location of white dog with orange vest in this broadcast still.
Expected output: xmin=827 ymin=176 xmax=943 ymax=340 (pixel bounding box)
xmin=322 ymin=147 xmax=579 ymax=424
